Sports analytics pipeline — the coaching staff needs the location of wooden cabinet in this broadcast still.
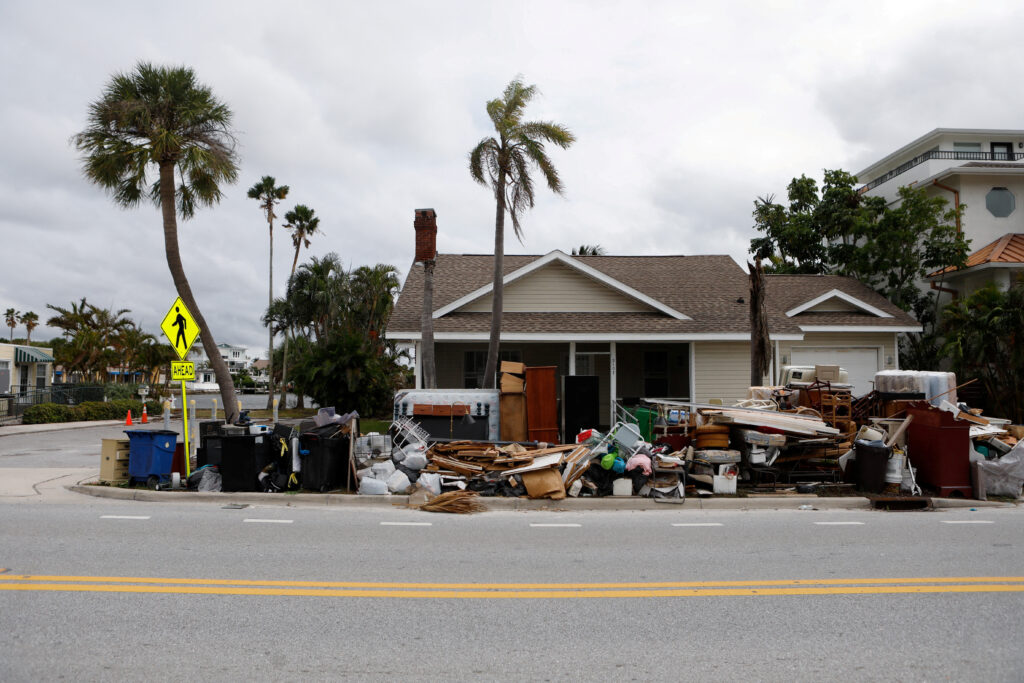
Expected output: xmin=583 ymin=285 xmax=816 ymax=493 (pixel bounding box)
xmin=525 ymin=366 xmax=559 ymax=444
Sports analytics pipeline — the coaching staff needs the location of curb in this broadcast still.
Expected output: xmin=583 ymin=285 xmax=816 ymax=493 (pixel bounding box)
xmin=929 ymin=497 xmax=1015 ymax=509
xmin=67 ymin=485 xmax=873 ymax=511
xmin=0 ymin=420 xmax=126 ymax=436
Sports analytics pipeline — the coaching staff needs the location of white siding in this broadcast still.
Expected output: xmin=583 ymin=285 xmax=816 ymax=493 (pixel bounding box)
xmin=692 ymin=342 xmax=752 ymax=405
xmin=778 ymin=332 xmax=897 ymax=383
xmin=460 ymin=262 xmax=652 ymax=313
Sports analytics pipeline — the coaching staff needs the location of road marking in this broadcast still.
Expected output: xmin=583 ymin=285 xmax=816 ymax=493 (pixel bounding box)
xmin=243 ymin=519 xmax=293 ymax=524
xmin=2 ymin=575 xmax=1024 ymax=599
xmin=672 ymin=523 xmax=723 ymax=527
xmin=814 ymin=522 xmax=865 ymax=526
xmin=380 ymin=522 xmax=432 ymax=527
xmin=530 ymin=523 xmax=581 ymax=528
xmin=100 ymin=515 xmax=151 ymax=520
xmin=941 ymin=520 xmax=994 ymax=524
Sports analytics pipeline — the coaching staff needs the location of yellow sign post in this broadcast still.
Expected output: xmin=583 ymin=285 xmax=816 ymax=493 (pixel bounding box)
xmin=161 ymin=298 xmax=202 ymax=478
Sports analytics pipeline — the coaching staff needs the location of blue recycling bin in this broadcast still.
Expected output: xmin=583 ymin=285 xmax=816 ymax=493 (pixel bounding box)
xmin=125 ymin=430 xmax=177 ymax=485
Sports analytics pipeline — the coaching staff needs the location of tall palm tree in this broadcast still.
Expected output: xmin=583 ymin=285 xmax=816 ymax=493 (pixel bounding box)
xmin=469 ymin=78 xmax=575 ymax=388
xmin=19 ymin=312 xmax=39 ymax=344
xmin=73 ymin=62 xmax=241 ymax=421
xmin=46 ymin=298 xmax=91 ymax=338
xmin=279 ymin=204 xmax=320 ymax=406
xmin=248 ymin=176 xmax=290 ymax=409
xmin=571 ymin=244 xmax=606 ymax=256
xmin=4 ymin=308 xmax=18 ymax=342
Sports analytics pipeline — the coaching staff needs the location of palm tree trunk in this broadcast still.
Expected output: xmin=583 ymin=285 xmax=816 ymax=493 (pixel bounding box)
xmin=266 ymin=217 xmax=275 ymax=409
xmin=421 ymin=259 xmax=436 ymax=388
xmin=483 ymin=170 xmax=506 ymax=389
xmin=159 ymin=161 xmax=239 ymax=423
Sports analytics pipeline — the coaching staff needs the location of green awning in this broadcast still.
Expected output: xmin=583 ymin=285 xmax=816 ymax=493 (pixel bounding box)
xmin=15 ymin=347 xmax=54 ymax=364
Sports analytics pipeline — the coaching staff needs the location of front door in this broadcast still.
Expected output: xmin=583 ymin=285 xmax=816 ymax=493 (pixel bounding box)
xmin=19 ymin=365 xmax=30 ymax=395
xmin=992 ymin=142 xmax=1013 ymax=161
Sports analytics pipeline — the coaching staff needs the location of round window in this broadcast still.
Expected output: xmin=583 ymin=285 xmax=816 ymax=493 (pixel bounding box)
xmin=986 ymin=187 xmax=1015 ymax=217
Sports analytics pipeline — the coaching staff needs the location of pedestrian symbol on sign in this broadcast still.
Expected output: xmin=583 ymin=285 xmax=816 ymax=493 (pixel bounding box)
xmin=160 ymin=297 xmax=201 ymax=361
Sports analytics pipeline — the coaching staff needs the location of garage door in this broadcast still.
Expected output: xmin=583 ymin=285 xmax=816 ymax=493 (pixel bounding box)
xmin=790 ymin=347 xmax=880 ymax=396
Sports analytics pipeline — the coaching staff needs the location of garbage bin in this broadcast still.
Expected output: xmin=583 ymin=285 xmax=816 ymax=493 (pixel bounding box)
xmin=628 ymin=406 xmax=656 ymax=442
xmin=217 ymin=434 xmax=272 ymax=492
xmin=298 ymin=433 xmax=350 ymax=492
xmin=854 ymin=439 xmax=890 ymax=493
xmin=125 ymin=430 xmax=177 ymax=486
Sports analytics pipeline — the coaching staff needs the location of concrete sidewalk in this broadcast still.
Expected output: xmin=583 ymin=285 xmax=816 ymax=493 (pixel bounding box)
xmin=0 ymin=420 xmax=125 ymax=436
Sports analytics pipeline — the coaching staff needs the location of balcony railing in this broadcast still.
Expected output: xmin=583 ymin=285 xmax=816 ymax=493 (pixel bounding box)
xmin=860 ymin=150 xmax=1024 ymax=193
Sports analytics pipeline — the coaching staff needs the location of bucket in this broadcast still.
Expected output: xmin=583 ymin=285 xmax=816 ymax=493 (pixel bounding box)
xmin=885 ymin=453 xmax=905 ymax=484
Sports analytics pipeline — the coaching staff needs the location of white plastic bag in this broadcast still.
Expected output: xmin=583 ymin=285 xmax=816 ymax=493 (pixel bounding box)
xmin=386 ymin=469 xmax=412 ymax=494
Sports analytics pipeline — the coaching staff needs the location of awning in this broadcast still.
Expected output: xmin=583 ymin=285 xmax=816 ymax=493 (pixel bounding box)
xmin=14 ymin=347 xmax=54 ymax=364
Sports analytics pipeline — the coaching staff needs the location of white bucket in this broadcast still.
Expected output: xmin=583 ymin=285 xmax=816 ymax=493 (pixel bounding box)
xmin=885 ymin=453 xmax=905 ymax=484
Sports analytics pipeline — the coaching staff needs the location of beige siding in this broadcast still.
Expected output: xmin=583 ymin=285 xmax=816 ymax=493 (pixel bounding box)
xmin=693 ymin=342 xmax=752 ymax=405
xmin=460 ymin=262 xmax=652 ymax=313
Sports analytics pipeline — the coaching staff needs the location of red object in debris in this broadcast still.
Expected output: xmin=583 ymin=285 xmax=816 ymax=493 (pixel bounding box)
xmin=905 ymin=401 xmax=972 ymax=497
xmin=577 ymin=429 xmax=595 ymax=443
xmin=756 ymin=426 xmax=786 ymax=435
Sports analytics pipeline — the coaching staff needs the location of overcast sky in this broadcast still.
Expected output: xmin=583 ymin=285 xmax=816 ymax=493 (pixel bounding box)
xmin=2 ymin=1 xmax=1022 ymax=357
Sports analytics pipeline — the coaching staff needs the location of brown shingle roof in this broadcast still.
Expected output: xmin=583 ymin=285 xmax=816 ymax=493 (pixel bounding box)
xmin=765 ymin=274 xmax=917 ymax=326
xmin=386 ymin=253 xmax=917 ymax=338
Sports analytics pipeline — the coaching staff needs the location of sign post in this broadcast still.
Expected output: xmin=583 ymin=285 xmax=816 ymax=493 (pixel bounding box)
xmin=161 ymin=297 xmax=201 ymax=479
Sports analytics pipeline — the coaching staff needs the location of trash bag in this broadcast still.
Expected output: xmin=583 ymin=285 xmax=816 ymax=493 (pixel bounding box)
xmin=187 ymin=466 xmax=209 ymax=490
xmin=198 ymin=466 xmax=222 ymax=492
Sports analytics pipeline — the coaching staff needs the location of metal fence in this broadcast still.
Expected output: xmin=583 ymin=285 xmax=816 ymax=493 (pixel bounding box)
xmin=0 ymin=385 xmax=106 ymax=424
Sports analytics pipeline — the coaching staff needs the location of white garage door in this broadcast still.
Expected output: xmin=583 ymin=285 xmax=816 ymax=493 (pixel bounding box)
xmin=790 ymin=347 xmax=880 ymax=396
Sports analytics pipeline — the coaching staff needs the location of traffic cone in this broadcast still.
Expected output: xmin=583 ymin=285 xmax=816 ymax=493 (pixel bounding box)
xmin=141 ymin=405 xmax=148 ymax=424
xmin=125 ymin=410 xmax=133 ymax=426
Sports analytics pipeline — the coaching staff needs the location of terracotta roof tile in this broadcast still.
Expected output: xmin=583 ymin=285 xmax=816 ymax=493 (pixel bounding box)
xmin=929 ymin=233 xmax=1024 ymax=277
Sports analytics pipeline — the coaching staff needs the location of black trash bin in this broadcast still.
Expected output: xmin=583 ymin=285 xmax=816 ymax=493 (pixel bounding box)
xmin=855 ymin=439 xmax=891 ymax=493
xmin=216 ymin=434 xmax=272 ymax=492
xmin=298 ymin=433 xmax=350 ymax=492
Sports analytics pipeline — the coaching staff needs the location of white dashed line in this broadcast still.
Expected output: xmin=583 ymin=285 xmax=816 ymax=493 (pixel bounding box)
xmin=380 ymin=522 xmax=432 ymax=526
xmin=813 ymin=522 xmax=865 ymax=526
xmin=530 ymin=523 xmax=581 ymax=528
xmin=941 ymin=520 xmax=994 ymax=524
xmin=672 ymin=523 xmax=724 ymax=527
xmin=243 ymin=519 xmax=293 ymax=524
xmin=100 ymin=515 xmax=150 ymax=520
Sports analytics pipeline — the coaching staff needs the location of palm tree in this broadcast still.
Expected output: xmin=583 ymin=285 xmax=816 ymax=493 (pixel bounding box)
xmin=19 ymin=312 xmax=39 ymax=344
xmin=279 ymin=204 xmax=320 ymax=406
xmin=4 ymin=308 xmax=18 ymax=342
xmin=73 ymin=62 xmax=241 ymax=421
xmin=248 ymin=176 xmax=289 ymax=409
xmin=571 ymin=244 xmax=606 ymax=256
xmin=469 ymin=78 xmax=575 ymax=388
xmin=46 ymin=298 xmax=91 ymax=338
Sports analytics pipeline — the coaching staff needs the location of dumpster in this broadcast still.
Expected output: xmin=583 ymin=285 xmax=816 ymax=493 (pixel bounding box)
xmin=299 ymin=433 xmax=350 ymax=492
xmin=854 ymin=439 xmax=890 ymax=493
xmin=214 ymin=434 xmax=272 ymax=492
xmin=125 ymin=430 xmax=177 ymax=487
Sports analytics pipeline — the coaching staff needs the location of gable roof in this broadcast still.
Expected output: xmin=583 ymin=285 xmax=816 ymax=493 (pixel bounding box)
xmin=765 ymin=275 xmax=920 ymax=332
xmin=929 ymin=233 xmax=1024 ymax=278
xmin=433 ymin=250 xmax=689 ymax=320
xmin=387 ymin=254 xmax=920 ymax=340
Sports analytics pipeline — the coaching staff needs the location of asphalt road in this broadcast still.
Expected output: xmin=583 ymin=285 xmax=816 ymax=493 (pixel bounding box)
xmin=2 ymin=498 xmax=1023 ymax=682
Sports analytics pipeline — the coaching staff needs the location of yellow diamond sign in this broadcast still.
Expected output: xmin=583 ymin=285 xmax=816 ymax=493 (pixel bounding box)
xmin=160 ymin=296 xmax=201 ymax=361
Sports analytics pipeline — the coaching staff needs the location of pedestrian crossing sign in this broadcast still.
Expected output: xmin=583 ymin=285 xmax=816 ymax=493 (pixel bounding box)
xmin=160 ymin=296 xmax=201 ymax=361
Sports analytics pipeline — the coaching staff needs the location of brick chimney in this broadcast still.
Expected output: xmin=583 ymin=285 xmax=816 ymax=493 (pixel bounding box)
xmin=414 ymin=208 xmax=437 ymax=262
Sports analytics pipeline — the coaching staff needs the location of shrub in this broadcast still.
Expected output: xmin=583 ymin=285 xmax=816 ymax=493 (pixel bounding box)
xmin=22 ymin=403 xmax=73 ymax=424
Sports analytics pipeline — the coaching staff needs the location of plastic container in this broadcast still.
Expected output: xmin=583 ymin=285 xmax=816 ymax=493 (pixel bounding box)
xmin=125 ymin=430 xmax=177 ymax=485
xmin=612 ymin=478 xmax=633 ymax=496
xmin=299 ymin=433 xmax=348 ymax=492
xmin=217 ymin=434 xmax=272 ymax=492
xmin=854 ymin=439 xmax=891 ymax=493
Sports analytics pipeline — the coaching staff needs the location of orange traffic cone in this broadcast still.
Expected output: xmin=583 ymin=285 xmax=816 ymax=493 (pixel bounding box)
xmin=125 ymin=410 xmax=133 ymax=426
xmin=141 ymin=405 xmax=148 ymax=424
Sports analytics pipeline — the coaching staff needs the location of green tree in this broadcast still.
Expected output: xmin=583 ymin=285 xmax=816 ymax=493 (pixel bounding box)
xmin=248 ymin=176 xmax=290 ymax=409
xmin=73 ymin=63 xmax=241 ymax=421
xmin=5 ymin=308 xmax=19 ymax=342
xmin=469 ymin=78 xmax=575 ymax=388
xmin=942 ymin=282 xmax=1024 ymax=423
xmin=571 ymin=244 xmax=606 ymax=256
xmin=19 ymin=312 xmax=39 ymax=344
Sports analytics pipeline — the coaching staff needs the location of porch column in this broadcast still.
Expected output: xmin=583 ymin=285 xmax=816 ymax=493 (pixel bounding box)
xmin=568 ymin=341 xmax=576 ymax=376
xmin=414 ymin=341 xmax=422 ymax=389
xmin=609 ymin=341 xmax=617 ymax=426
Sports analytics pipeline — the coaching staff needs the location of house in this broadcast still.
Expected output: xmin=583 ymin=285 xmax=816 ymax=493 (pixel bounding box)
xmin=857 ymin=129 xmax=1024 ymax=308
xmin=385 ymin=250 xmax=919 ymax=428
xmin=0 ymin=342 xmax=54 ymax=395
xmin=188 ymin=340 xmax=248 ymax=374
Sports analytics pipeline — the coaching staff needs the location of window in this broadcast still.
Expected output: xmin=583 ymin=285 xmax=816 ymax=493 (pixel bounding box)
xmin=643 ymin=351 xmax=669 ymax=396
xmin=991 ymin=142 xmax=1013 ymax=161
xmin=36 ymin=364 xmax=47 ymax=390
xmin=986 ymin=187 xmax=1015 ymax=217
xmin=953 ymin=141 xmax=982 ymax=159
xmin=464 ymin=350 xmax=522 ymax=388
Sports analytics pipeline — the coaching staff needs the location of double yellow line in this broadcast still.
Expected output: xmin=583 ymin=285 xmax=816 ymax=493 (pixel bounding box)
xmin=2 ymin=573 xmax=1024 ymax=599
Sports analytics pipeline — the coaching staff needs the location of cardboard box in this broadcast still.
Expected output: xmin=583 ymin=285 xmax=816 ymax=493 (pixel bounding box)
xmin=521 ymin=467 xmax=566 ymax=499
xmin=500 ymin=361 xmax=526 ymax=375
xmin=499 ymin=373 xmax=525 ymax=393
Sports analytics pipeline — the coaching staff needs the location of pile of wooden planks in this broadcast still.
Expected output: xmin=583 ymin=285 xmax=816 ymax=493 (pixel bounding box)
xmin=424 ymin=441 xmax=582 ymax=476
